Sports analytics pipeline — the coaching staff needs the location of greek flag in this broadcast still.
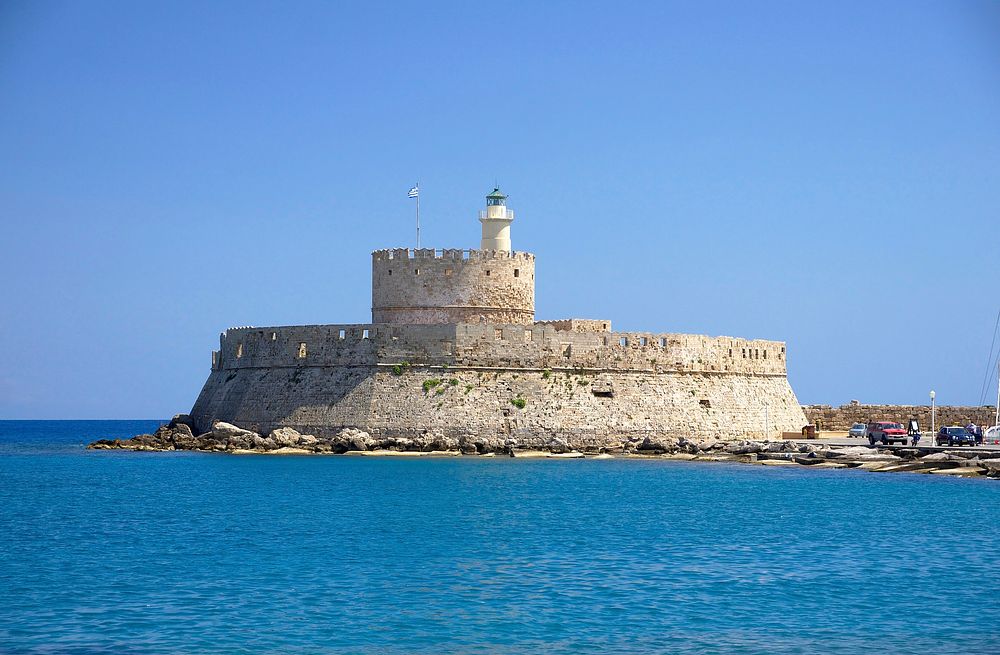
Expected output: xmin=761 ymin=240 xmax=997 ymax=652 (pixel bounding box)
xmin=407 ymin=185 xmax=419 ymax=198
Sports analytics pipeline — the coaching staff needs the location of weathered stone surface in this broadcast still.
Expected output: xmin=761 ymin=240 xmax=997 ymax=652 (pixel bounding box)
xmin=269 ymin=427 xmax=302 ymax=448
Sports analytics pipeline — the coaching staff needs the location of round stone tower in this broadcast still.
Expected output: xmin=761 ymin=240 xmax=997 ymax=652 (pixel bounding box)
xmin=371 ymin=188 xmax=535 ymax=325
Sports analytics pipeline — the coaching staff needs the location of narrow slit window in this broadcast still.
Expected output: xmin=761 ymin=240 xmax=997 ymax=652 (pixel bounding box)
xmin=640 ymin=337 xmax=648 ymax=347
xmin=236 ymin=343 xmax=243 ymax=358
xmin=271 ymin=332 xmax=277 ymax=341
xmin=338 ymin=329 xmax=346 ymax=340
xmin=388 ymin=269 xmax=392 ymax=276
xmin=660 ymin=338 xmax=667 ymax=347
xmin=485 ymin=270 xmax=491 ymax=276
xmin=297 ymin=343 xmax=307 ymax=358
xmin=414 ymin=269 xmax=419 ymax=275
xmin=514 ymin=269 xmax=520 ymax=278
xmin=619 ymin=337 xmax=628 ymax=347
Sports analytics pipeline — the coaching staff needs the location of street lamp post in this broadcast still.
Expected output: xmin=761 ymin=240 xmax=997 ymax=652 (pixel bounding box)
xmin=930 ymin=390 xmax=936 ymax=438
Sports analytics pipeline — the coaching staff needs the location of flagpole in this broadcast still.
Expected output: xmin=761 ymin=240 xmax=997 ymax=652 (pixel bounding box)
xmin=416 ymin=184 xmax=420 ymax=249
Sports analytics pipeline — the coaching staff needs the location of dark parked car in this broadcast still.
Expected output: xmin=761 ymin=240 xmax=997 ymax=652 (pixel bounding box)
xmin=936 ymin=426 xmax=976 ymax=447
xmin=866 ymin=421 xmax=908 ymax=445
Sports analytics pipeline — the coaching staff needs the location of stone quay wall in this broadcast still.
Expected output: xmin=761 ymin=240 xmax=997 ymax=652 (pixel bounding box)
xmin=191 ymin=322 xmax=806 ymax=444
xmin=804 ymin=404 xmax=998 ymax=431
xmin=371 ymin=249 xmax=535 ymax=325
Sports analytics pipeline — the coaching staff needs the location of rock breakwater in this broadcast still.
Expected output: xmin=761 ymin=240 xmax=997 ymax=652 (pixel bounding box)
xmin=87 ymin=416 xmax=1000 ymax=478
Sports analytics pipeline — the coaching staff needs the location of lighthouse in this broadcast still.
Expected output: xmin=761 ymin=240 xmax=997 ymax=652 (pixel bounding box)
xmin=479 ymin=187 xmax=514 ymax=251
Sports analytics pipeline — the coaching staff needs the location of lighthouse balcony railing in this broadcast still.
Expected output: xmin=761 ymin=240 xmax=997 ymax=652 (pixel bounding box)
xmin=479 ymin=209 xmax=514 ymax=220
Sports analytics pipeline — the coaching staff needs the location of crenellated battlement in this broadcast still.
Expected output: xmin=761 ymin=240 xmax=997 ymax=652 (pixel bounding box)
xmin=212 ymin=322 xmax=788 ymax=377
xmin=371 ymin=248 xmax=536 ymax=263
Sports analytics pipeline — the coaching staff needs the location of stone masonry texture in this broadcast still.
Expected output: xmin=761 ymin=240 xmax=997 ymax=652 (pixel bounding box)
xmin=804 ymin=404 xmax=997 ymax=431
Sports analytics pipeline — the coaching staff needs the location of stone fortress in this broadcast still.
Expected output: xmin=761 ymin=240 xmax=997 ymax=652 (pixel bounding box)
xmin=189 ymin=188 xmax=807 ymax=450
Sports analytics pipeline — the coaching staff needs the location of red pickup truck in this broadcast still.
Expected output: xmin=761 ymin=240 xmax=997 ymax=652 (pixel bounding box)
xmin=866 ymin=421 xmax=908 ymax=446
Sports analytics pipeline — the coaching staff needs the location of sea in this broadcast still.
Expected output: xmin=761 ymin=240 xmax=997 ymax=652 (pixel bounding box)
xmin=1 ymin=420 xmax=998 ymax=654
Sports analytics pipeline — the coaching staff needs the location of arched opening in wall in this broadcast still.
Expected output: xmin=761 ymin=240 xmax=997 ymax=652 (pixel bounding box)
xmin=271 ymin=332 xmax=277 ymax=341
xmin=297 ymin=343 xmax=307 ymax=358
xmin=619 ymin=337 xmax=628 ymax=347
xmin=338 ymin=329 xmax=346 ymax=340
xmin=640 ymin=337 xmax=648 ymax=347
xmin=388 ymin=269 xmax=392 ymax=276
xmin=486 ymin=270 xmax=491 ymax=276
xmin=362 ymin=329 xmax=370 ymax=339
xmin=660 ymin=338 xmax=667 ymax=347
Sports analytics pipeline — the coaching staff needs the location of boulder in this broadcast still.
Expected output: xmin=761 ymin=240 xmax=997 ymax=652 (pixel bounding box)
xmin=212 ymin=422 xmax=259 ymax=443
xmin=168 ymin=414 xmax=196 ymax=430
xmin=330 ymin=428 xmax=372 ymax=453
xmin=639 ymin=435 xmax=679 ymax=453
xmin=548 ymin=437 xmax=571 ymax=454
xmin=299 ymin=434 xmax=318 ymax=446
xmin=725 ymin=440 xmax=763 ymax=455
xmin=269 ymin=427 xmax=302 ymax=448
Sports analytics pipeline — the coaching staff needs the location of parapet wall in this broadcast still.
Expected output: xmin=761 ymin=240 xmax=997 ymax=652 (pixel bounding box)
xmin=371 ymin=249 xmax=535 ymax=325
xmin=212 ymin=322 xmax=789 ymax=376
xmin=804 ymin=404 xmax=997 ymax=431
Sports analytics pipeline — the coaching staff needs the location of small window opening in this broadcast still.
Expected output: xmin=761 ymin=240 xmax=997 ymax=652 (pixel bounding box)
xmin=514 ymin=269 xmax=520 ymax=278
xmin=755 ymin=349 xmax=759 ymax=359
xmin=494 ymin=328 xmax=503 ymax=340
xmin=388 ymin=269 xmax=392 ymax=276
xmin=297 ymin=343 xmax=307 ymax=358
xmin=236 ymin=343 xmax=243 ymax=358
xmin=660 ymin=338 xmax=667 ymax=347
xmin=485 ymin=270 xmax=491 ymax=276
xmin=742 ymin=348 xmax=746 ymax=358
xmin=414 ymin=269 xmax=420 ymax=275
xmin=728 ymin=348 xmax=732 ymax=357
xmin=561 ymin=343 xmax=572 ymax=357
xmin=445 ymin=269 xmax=453 ymax=277
xmin=362 ymin=329 xmax=370 ymax=339
xmin=640 ymin=337 xmax=648 ymax=347
xmin=271 ymin=332 xmax=277 ymax=341
xmin=619 ymin=337 xmax=628 ymax=347
xmin=699 ymin=399 xmax=711 ymax=408
xmin=592 ymin=389 xmax=613 ymax=398
xmin=763 ymin=350 xmax=767 ymax=359
xmin=603 ymin=323 xmax=608 ymax=330
xmin=338 ymin=329 xmax=346 ymax=340
xmin=524 ymin=330 xmax=532 ymax=342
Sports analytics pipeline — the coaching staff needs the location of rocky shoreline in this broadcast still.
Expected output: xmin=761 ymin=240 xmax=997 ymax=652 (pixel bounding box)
xmin=87 ymin=415 xmax=1000 ymax=478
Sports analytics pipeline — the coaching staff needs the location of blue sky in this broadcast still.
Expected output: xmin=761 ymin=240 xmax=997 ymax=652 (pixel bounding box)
xmin=1 ymin=0 xmax=998 ymax=418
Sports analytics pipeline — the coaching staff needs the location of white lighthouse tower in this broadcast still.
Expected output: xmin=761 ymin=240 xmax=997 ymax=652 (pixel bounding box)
xmin=479 ymin=187 xmax=514 ymax=251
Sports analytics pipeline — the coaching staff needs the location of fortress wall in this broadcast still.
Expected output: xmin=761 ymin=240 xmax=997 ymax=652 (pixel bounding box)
xmin=213 ymin=323 xmax=789 ymax=376
xmin=804 ymin=404 xmax=997 ymax=431
xmin=371 ymin=249 xmax=535 ymax=325
xmin=189 ymin=365 xmax=805 ymax=443
xmin=191 ymin=323 xmax=804 ymax=440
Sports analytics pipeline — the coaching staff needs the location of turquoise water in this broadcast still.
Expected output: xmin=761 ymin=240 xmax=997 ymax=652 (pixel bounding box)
xmin=1 ymin=421 xmax=998 ymax=654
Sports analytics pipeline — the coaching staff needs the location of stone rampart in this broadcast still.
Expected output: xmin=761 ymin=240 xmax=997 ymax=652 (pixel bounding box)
xmin=212 ymin=322 xmax=789 ymax=376
xmin=192 ymin=322 xmax=805 ymax=443
xmin=804 ymin=404 xmax=997 ymax=431
xmin=371 ymin=249 xmax=535 ymax=325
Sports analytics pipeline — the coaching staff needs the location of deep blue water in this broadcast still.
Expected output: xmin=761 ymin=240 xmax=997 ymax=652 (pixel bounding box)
xmin=1 ymin=421 xmax=998 ymax=654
